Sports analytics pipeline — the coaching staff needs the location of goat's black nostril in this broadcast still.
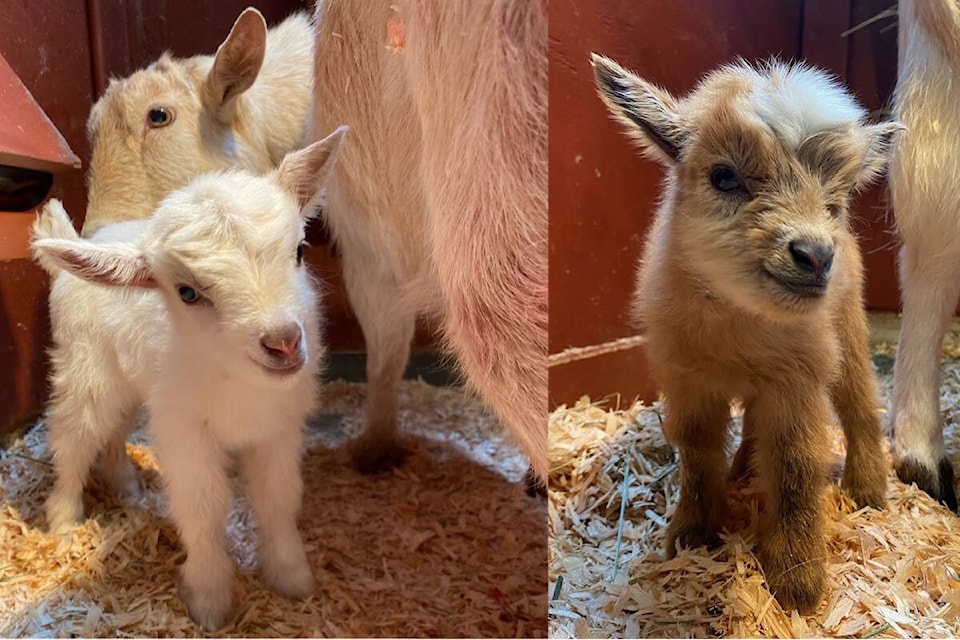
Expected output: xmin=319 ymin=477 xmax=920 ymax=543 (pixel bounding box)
xmin=789 ymin=239 xmax=835 ymax=277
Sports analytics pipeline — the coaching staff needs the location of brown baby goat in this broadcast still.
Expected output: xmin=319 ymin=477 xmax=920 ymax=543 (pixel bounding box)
xmin=592 ymin=56 xmax=896 ymax=612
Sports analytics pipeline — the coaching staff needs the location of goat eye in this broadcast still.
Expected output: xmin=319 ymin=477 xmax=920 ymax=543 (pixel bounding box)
xmin=178 ymin=285 xmax=200 ymax=304
xmin=710 ymin=166 xmax=744 ymax=193
xmin=296 ymin=243 xmax=304 ymax=266
xmin=147 ymin=106 xmax=174 ymax=128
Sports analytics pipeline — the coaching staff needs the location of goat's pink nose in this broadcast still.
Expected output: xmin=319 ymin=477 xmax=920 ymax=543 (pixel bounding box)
xmin=260 ymin=325 xmax=303 ymax=359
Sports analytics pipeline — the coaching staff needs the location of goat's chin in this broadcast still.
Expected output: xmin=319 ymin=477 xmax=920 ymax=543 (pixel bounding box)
xmin=745 ymin=277 xmax=831 ymax=323
xmin=242 ymin=353 xmax=308 ymax=389
xmin=254 ymin=363 xmax=307 ymax=389
xmin=701 ymin=271 xmax=829 ymax=324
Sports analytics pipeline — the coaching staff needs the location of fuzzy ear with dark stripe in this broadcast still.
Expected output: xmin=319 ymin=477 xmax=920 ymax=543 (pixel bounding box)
xmin=591 ymin=53 xmax=687 ymax=165
xmin=854 ymin=121 xmax=904 ymax=190
xmin=32 ymin=238 xmax=156 ymax=288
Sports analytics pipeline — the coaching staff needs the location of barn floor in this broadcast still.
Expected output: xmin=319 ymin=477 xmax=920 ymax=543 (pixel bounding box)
xmin=0 ymin=379 xmax=547 ymax=638
xmin=548 ymin=347 xmax=960 ymax=638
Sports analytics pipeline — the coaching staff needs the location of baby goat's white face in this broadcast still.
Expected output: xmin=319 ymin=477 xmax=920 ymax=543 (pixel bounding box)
xmin=146 ymin=173 xmax=318 ymax=387
xmin=34 ymin=127 xmax=347 ymax=388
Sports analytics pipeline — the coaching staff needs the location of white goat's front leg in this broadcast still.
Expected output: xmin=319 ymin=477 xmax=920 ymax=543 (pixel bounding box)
xmin=892 ymin=242 xmax=960 ymax=510
xmin=340 ymin=248 xmax=415 ymax=473
xmin=151 ymin=410 xmax=234 ymax=632
xmin=46 ymin=389 xmax=135 ymax=534
xmin=240 ymin=427 xmax=313 ymax=599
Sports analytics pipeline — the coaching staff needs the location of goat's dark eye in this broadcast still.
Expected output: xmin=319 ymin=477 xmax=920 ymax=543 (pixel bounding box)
xmin=296 ymin=243 xmax=304 ymax=266
xmin=147 ymin=106 xmax=174 ymax=128
xmin=178 ymin=285 xmax=200 ymax=304
xmin=710 ymin=165 xmax=743 ymax=193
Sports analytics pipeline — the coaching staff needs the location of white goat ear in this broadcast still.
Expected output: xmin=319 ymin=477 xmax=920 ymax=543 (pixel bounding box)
xmin=591 ymin=53 xmax=687 ymax=165
xmin=855 ymin=121 xmax=905 ymax=190
xmin=32 ymin=239 xmax=156 ymax=289
xmin=275 ymin=125 xmax=348 ymax=214
xmin=203 ymin=7 xmax=267 ymax=124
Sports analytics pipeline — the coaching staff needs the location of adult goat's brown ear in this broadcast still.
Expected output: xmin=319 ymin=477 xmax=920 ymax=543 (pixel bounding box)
xmin=591 ymin=53 xmax=688 ymax=165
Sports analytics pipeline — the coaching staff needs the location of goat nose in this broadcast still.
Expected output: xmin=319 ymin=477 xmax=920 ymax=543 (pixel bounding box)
xmin=789 ymin=239 xmax=834 ymax=277
xmin=260 ymin=325 xmax=303 ymax=359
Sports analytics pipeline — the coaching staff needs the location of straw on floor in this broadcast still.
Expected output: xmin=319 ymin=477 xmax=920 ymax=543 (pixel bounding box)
xmin=548 ymin=349 xmax=960 ymax=638
xmin=0 ymin=379 xmax=546 ymax=638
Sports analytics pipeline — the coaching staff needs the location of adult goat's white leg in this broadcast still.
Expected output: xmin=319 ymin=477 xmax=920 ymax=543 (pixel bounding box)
xmin=340 ymin=247 xmax=416 ymax=473
xmin=891 ymin=241 xmax=960 ymax=509
xmin=240 ymin=428 xmax=313 ymax=599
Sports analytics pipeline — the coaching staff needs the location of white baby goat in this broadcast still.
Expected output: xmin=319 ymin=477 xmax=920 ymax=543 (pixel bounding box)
xmin=32 ymin=127 xmax=347 ymax=631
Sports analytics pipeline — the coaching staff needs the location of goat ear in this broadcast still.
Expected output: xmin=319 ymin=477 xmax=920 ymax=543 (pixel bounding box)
xmin=203 ymin=7 xmax=267 ymax=124
xmin=32 ymin=239 xmax=156 ymax=288
xmin=855 ymin=121 xmax=905 ymax=190
xmin=591 ymin=53 xmax=687 ymax=165
xmin=275 ymin=125 xmax=348 ymax=214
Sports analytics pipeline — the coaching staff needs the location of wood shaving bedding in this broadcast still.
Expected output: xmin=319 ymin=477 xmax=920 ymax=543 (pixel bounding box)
xmin=0 ymin=379 xmax=547 ymax=638
xmin=549 ymin=353 xmax=960 ymax=639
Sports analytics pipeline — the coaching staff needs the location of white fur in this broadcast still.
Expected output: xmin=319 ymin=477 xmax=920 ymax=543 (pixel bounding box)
xmin=742 ymin=62 xmax=867 ymax=149
xmin=33 ymin=130 xmax=346 ymax=631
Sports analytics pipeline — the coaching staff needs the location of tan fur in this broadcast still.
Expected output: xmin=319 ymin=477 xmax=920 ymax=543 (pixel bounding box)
xmin=593 ymin=56 xmax=894 ymax=612
xmin=312 ymin=1 xmax=547 ymax=480
xmin=81 ymin=8 xmax=314 ymax=236
xmin=913 ymin=0 xmax=960 ymax=68
xmin=888 ymin=0 xmax=960 ymax=510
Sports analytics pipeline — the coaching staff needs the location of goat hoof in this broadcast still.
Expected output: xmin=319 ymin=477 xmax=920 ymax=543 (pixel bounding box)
xmin=664 ymin=518 xmax=721 ymax=558
xmin=46 ymin=495 xmax=83 ymax=535
xmin=100 ymin=460 xmax=141 ymax=501
xmin=763 ymin=554 xmax=825 ymax=614
xmin=766 ymin=561 xmax=825 ymax=614
xmin=350 ymin=438 xmax=408 ymax=474
xmin=760 ymin=529 xmax=826 ymax=614
xmin=48 ymin=519 xmax=80 ymax=536
xmin=179 ymin=579 xmax=234 ymax=632
xmin=264 ymin=560 xmax=314 ymax=600
xmin=524 ymin=467 xmax=546 ymax=497
xmin=841 ymin=465 xmax=887 ymax=510
xmin=896 ymin=456 xmax=958 ymax=511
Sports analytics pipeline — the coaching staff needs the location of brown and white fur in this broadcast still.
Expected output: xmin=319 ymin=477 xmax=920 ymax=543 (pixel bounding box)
xmin=312 ymin=1 xmax=547 ymax=481
xmin=33 ymin=129 xmax=346 ymax=631
xmin=80 ymin=7 xmax=314 ymax=236
xmin=593 ymin=56 xmax=896 ymax=612
xmin=888 ymin=0 xmax=960 ymax=510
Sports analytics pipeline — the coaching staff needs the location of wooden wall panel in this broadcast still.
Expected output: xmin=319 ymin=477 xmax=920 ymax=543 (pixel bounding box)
xmin=548 ymin=0 xmax=805 ymax=408
xmin=0 ymin=0 xmax=94 ymax=433
xmin=842 ymin=0 xmax=900 ymax=313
